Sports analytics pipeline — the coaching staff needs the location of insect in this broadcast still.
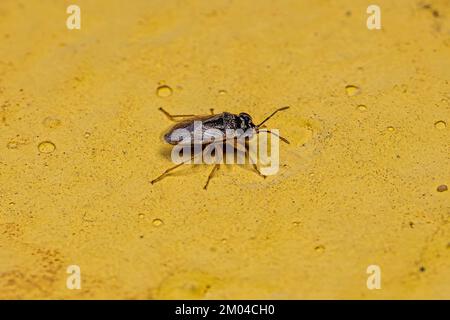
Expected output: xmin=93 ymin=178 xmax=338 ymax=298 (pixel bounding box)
xmin=151 ymin=106 xmax=290 ymax=189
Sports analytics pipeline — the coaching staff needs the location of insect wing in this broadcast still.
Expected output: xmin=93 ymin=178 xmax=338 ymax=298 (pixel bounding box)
xmin=164 ymin=114 xmax=225 ymax=145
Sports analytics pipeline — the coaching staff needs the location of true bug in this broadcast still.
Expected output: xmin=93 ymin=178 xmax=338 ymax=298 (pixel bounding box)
xmin=151 ymin=106 xmax=290 ymax=189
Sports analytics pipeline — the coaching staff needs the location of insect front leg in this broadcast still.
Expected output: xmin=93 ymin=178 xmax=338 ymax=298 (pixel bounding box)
xmin=233 ymin=140 xmax=266 ymax=178
xmin=158 ymin=107 xmax=196 ymax=122
xmin=245 ymin=143 xmax=267 ymax=179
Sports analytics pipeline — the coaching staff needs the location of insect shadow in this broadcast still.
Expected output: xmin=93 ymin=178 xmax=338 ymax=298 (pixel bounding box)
xmin=151 ymin=106 xmax=290 ymax=190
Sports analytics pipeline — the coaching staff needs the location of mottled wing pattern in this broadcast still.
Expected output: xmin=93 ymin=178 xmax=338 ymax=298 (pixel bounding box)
xmin=164 ymin=113 xmax=234 ymax=145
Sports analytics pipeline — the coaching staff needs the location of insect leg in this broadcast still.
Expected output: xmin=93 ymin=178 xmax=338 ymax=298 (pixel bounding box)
xmin=233 ymin=140 xmax=266 ymax=178
xmin=158 ymin=107 xmax=196 ymax=122
xmin=151 ymin=152 xmax=200 ymax=185
xmin=203 ymin=163 xmax=220 ymax=190
xmin=209 ymin=108 xmax=215 ymax=115
xmin=244 ymin=143 xmax=266 ymax=178
xmin=150 ymin=163 xmax=184 ymax=185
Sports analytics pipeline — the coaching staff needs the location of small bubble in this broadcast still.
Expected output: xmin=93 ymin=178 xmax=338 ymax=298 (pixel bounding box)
xmin=218 ymin=90 xmax=227 ymax=95
xmin=387 ymin=126 xmax=395 ymax=132
xmin=345 ymin=85 xmax=360 ymax=97
xmin=357 ymin=105 xmax=367 ymax=112
xmin=152 ymin=218 xmax=164 ymax=227
xmin=38 ymin=141 xmax=56 ymax=153
xmin=437 ymin=185 xmax=448 ymax=192
xmin=314 ymin=245 xmax=325 ymax=253
xmin=42 ymin=117 xmax=61 ymax=128
xmin=156 ymin=85 xmax=173 ymax=97
xmin=138 ymin=213 xmax=145 ymax=219
xmin=434 ymin=121 xmax=446 ymax=130
xmin=84 ymin=132 xmax=91 ymax=138
xmin=292 ymin=221 xmax=301 ymax=226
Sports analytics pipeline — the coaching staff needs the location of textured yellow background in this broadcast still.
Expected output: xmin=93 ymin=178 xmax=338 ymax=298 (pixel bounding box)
xmin=0 ymin=0 xmax=449 ymax=299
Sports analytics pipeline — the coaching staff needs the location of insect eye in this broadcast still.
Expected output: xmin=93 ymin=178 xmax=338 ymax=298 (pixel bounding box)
xmin=239 ymin=113 xmax=252 ymax=122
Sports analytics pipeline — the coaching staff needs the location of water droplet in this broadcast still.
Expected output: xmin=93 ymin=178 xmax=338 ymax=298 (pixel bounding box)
xmin=387 ymin=126 xmax=395 ymax=132
xmin=434 ymin=121 xmax=446 ymax=130
xmin=314 ymin=245 xmax=325 ymax=253
xmin=437 ymin=185 xmax=448 ymax=192
xmin=292 ymin=221 xmax=301 ymax=226
xmin=156 ymin=85 xmax=173 ymax=97
xmin=357 ymin=105 xmax=367 ymax=112
xmin=42 ymin=117 xmax=61 ymax=128
xmin=345 ymin=85 xmax=360 ymax=97
xmin=152 ymin=218 xmax=163 ymax=227
xmin=138 ymin=213 xmax=145 ymax=219
xmin=84 ymin=132 xmax=91 ymax=138
xmin=154 ymin=271 xmax=214 ymax=299
xmin=218 ymin=90 xmax=227 ymax=95
xmin=38 ymin=141 xmax=56 ymax=153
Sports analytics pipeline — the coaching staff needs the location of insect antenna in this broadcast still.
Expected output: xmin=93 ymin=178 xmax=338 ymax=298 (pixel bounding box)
xmin=257 ymin=129 xmax=290 ymax=144
xmin=256 ymin=106 xmax=290 ymax=128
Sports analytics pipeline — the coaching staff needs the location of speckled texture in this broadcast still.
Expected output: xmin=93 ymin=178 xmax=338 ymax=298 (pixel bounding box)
xmin=0 ymin=0 xmax=449 ymax=299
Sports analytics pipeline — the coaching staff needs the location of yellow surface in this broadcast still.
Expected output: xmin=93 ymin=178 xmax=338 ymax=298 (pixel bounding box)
xmin=0 ymin=0 xmax=449 ymax=299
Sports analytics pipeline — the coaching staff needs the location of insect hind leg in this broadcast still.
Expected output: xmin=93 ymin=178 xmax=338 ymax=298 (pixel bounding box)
xmin=151 ymin=152 xmax=199 ymax=185
xmin=158 ymin=107 xmax=196 ymax=122
xmin=150 ymin=162 xmax=185 ymax=185
xmin=203 ymin=164 xmax=220 ymax=190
